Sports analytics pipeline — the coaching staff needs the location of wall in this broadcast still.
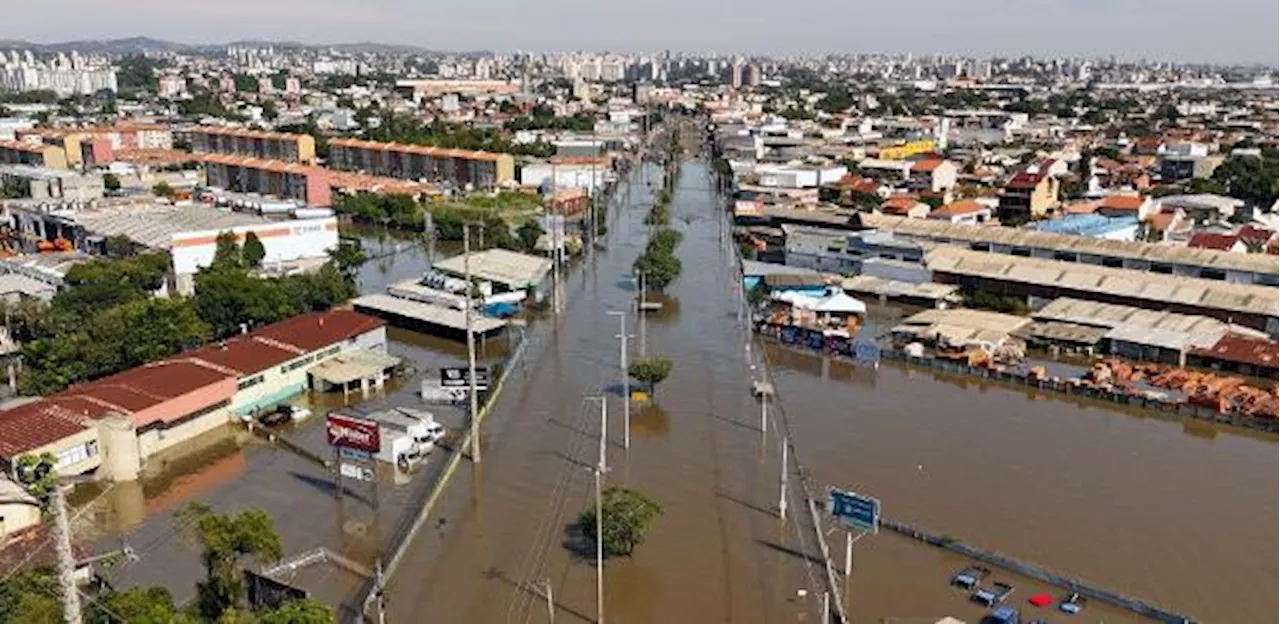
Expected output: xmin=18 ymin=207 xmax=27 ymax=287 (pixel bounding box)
xmin=0 ymin=497 xmax=42 ymax=537
xmin=170 ymin=217 xmax=339 ymax=276
xmin=28 ymin=427 xmax=101 ymax=478
xmin=136 ymin=402 xmax=233 ymax=459
xmin=230 ymin=326 xmax=388 ymax=415
xmin=130 ymin=377 xmax=237 ymax=430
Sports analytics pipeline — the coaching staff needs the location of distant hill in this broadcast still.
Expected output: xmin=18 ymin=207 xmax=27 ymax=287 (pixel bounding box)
xmin=0 ymin=37 xmax=451 ymax=56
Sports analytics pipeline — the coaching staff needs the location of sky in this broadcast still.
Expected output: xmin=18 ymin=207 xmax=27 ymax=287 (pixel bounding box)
xmin=4 ymin=0 xmax=1278 ymax=65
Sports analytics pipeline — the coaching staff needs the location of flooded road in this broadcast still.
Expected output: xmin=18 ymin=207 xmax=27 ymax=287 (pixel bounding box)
xmin=384 ymin=161 xmax=821 ymax=623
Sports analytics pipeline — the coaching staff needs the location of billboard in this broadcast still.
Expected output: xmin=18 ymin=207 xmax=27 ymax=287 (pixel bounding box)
xmin=830 ymin=488 xmax=880 ymax=534
xmin=326 ymin=412 xmax=381 ymax=453
xmin=440 ymin=367 xmax=490 ymax=390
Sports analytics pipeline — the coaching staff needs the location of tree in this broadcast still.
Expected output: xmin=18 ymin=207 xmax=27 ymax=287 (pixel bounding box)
xmin=242 ymin=231 xmax=266 ymax=268
xmin=329 ymin=236 xmax=368 ymax=282
xmin=102 ymin=173 xmax=121 ymax=192
xmin=0 ymin=567 xmax=61 ymax=624
xmin=255 ymin=599 xmax=336 ymax=624
xmin=14 ymin=452 xmax=58 ymax=498
xmin=516 ymin=219 xmax=544 ymax=252
xmin=88 ymin=586 xmax=194 ymax=624
xmin=629 ymin=358 xmax=674 ymax=393
xmin=261 ymin=100 xmax=279 ymax=122
xmin=176 ymin=502 xmax=283 ymax=620
xmin=213 ymin=231 xmax=242 ymax=267
xmin=152 ymin=181 xmax=175 ymax=199
xmin=576 ymin=487 xmax=662 ymax=558
xmin=632 ymin=250 xmax=681 ymax=292
xmin=1212 ymin=154 xmax=1279 ymax=208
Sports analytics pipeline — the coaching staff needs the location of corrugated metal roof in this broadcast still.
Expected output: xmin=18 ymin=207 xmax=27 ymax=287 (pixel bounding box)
xmin=864 ymin=213 xmax=1278 ymax=276
xmin=432 ymin=249 xmax=551 ymax=288
xmin=927 ymin=247 xmax=1279 ymax=318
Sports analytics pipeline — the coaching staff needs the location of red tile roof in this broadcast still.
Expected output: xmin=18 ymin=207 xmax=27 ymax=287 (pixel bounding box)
xmin=0 ymin=525 xmax=90 ymax=575
xmin=910 ymin=159 xmax=944 ymax=173
xmin=0 ymin=401 xmax=91 ymax=458
xmin=930 ymin=200 xmax=989 ymax=218
xmin=1006 ymin=172 xmax=1044 ymax=189
xmin=185 ymin=337 xmax=301 ymax=375
xmin=1186 ymin=232 xmax=1239 ymax=251
xmin=1099 ymin=195 xmax=1145 ymax=211
xmin=252 ymin=310 xmax=384 ymax=353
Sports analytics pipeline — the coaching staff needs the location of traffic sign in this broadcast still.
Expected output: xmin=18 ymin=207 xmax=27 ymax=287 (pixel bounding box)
xmin=339 ymin=462 xmax=374 ymax=482
xmin=830 ymin=488 xmax=880 ymax=534
xmin=440 ymin=367 xmax=490 ymax=390
xmin=339 ymin=447 xmax=374 ymax=462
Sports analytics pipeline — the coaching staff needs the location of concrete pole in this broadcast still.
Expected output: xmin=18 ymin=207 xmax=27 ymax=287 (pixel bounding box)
xmin=51 ymin=486 xmax=83 ymax=624
xmin=374 ymin=559 xmax=386 ymax=624
xmin=464 ymin=226 xmax=480 ymax=464
xmin=595 ymin=396 xmax=607 ymax=624
xmin=637 ymin=272 xmax=647 ymax=359
xmin=545 ymin=578 xmax=555 ymax=624
xmin=844 ymin=531 xmax=853 ymax=577
xmin=608 ymin=311 xmax=630 ymax=449
xmin=779 ymin=439 xmax=788 ymax=521
xmin=822 ymin=591 xmax=830 ymax=624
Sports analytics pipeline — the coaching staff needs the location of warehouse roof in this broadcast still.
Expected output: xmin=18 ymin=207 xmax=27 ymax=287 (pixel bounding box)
xmin=352 ymin=293 xmax=507 ymax=334
xmin=863 ymin=213 xmax=1278 ymax=276
xmin=60 ymin=204 xmax=269 ymax=249
xmin=1189 ymin=334 xmax=1279 ymax=369
xmin=329 ymin=137 xmax=505 ymax=163
xmin=926 ymin=247 xmax=1279 ymax=319
xmin=432 ymin=249 xmax=552 ymax=288
xmin=893 ymin=308 xmax=1032 ymax=348
xmin=0 ymin=401 xmax=91 ymax=458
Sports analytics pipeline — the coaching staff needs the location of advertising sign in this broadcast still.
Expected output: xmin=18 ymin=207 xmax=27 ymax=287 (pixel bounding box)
xmin=326 ymin=412 xmax=380 ymax=453
xmin=830 ymin=488 xmax=880 ymax=534
xmin=440 ymin=367 xmax=490 ymax=390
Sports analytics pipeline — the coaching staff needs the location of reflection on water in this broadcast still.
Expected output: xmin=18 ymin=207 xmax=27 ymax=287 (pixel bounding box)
xmin=630 ymin=402 xmax=670 ymax=439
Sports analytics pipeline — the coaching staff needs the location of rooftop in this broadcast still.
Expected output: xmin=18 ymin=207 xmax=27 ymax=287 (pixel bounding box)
xmin=432 ymin=249 xmax=552 ymax=288
xmin=862 ymin=213 xmax=1278 ymax=277
xmin=47 ymin=203 xmax=270 ymax=249
xmin=926 ymin=247 xmax=1279 ymax=319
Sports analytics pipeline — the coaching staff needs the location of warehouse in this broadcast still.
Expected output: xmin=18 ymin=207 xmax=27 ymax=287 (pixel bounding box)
xmin=1024 ymin=297 xmax=1267 ymax=365
xmin=926 ymin=247 xmax=1279 ymax=336
xmin=0 ymin=310 xmax=387 ymax=481
xmin=432 ymin=248 xmax=553 ymax=302
xmin=862 ymin=213 xmax=1279 ymax=286
xmin=10 ymin=202 xmax=340 ymax=295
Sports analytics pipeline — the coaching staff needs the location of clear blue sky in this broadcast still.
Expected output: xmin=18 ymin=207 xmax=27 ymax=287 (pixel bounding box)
xmin=5 ymin=0 xmax=1277 ymax=65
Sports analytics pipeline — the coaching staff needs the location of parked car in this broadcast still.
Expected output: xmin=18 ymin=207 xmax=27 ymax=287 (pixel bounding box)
xmin=1059 ymin=592 xmax=1086 ymax=614
xmin=257 ymin=404 xmax=310 ymax=426
xmin=984 ymin=606 xmax=1020 ymax=624
xmin=972 ymin=581 xmax=1015 ymax=607
xmin=951 ymin=566 xmax=990 ymax=590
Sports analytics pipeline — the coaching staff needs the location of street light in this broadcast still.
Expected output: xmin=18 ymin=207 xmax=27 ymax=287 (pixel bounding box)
xmin=606 ymin=310 xmax=632 ymax=449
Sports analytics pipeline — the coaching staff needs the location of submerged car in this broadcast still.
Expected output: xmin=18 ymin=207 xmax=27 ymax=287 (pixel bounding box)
xmin=951 ymin=566 xmax=990 ymax=590
xmin=972 ymin=581 xmax=1015 ymax=607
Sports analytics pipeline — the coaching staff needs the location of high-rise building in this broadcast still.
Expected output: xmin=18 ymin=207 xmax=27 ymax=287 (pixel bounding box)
xmin=746 ymin=64 xmax=762 ymax=87
xmin=731 ymin=61 xmax=743 ymax=89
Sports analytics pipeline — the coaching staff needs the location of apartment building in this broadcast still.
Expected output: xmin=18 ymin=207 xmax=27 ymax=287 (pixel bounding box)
xmin=328 ymin=138 xmax=515 ymax=190
xmin=0 ymin=140 xmax=68 ymax=169
xmin=15 ymin=124 xmax=172 ymax=168
xmin=997 ymin=168 xmax=1059 ymax=225
xmin=189 ymin=126 xmax=317 ymax=165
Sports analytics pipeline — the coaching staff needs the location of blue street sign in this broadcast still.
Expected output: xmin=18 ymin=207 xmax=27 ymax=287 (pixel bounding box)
xmin=339 ymin=447 xmax=374 ymax=462
xmin=853 ymin=340 xmax=881 ymax=363
xmin=830 ymin=488 xmax=880 ymax=533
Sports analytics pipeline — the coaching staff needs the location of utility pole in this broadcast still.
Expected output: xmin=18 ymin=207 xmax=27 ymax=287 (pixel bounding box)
xmin=594 ymin=397 xmax=608 ymax=624
xmin=544 ymin=578 xmax=556 ymax=624
xmin=779 ymin=438 xmax=788 ymax=521
xmin=464 ymin=225 xmax=480 ymax=464
xmin=424 ymin=210 xmax=435 ymax=263
xmin=549 ymin=163 xmax=561 ymax=315
xmin=51 ymin=486 xmax=82 ymax=624
xmin=636 ymin=272 xmax=647 ymax=359
xmin=607 ymin=310 xmax=630 ymax=449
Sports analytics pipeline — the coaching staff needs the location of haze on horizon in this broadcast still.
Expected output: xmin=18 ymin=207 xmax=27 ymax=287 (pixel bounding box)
xmin=3 ymin=0 xmax=1277 ymax=66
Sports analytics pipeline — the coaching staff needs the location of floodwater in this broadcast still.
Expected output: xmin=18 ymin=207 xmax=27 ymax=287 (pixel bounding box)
xmin=384 ymin=157 xmax=1277 ymax=624
xmin=384 ymin=160 xmax=821 ymax=623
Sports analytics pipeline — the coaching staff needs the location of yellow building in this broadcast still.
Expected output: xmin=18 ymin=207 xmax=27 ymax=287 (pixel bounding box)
xmin=879 ymin=140 xmax=935 ymax=160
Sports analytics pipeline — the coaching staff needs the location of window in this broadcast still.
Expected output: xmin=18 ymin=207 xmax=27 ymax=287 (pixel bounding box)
xmin=1102 ymin=257 xmax=1124 ymax=268
xmin=1010 ymin=247 xmax=1032 ymax=257
xmin=1198 ymin=269 xmax=1226 ymax=281
xmin=1150 ymin=263 xmax=1173 ymax=275
xmin=237 ymin=375 xmax=265 ymax=390
xmin=56 ymin=441 xmax=97 ymax=468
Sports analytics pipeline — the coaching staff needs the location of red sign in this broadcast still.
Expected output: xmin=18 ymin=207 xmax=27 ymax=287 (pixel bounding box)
xmin=326 ymin=413 xmax=380 ymax=453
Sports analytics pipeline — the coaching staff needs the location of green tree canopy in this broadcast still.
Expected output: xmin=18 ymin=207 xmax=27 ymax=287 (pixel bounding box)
xmin=1212 ymin=153 xmax=1279 ymax=208
xmin=629 ymin=358 xmax=673 ymax=391
xmin=242 ymin=231 xmax=266 ymax=268
xmin=576 ymin=487 xmax=663 ymax=558
xmin=177 ymin=502 xmax=283 ymax=620
xmin=152 ymin=181 xmax=176 ymax=198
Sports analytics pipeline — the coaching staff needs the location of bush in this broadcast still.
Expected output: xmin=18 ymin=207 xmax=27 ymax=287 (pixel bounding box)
xmin=576 ymin=487 xmax=663 ymax=558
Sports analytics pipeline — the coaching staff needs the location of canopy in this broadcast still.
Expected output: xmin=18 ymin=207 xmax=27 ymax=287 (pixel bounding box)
xmin=813 ymin=291 xmax=867 ymax=315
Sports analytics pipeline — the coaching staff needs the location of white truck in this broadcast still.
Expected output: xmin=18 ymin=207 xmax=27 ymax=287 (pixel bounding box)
xmin=364 ymin=407 xmax=444 ymax=469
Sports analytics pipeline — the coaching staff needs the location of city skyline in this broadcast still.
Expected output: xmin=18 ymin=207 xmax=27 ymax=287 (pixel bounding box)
xmin=2 ymin=0 xmax=1277 ymax=65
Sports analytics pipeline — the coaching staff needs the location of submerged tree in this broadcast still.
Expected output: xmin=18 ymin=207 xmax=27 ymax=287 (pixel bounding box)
xmin=576 ymin=487 xmax=663 ymax=558
xmin=629 ymin=358 xmax=674 ymax=394
xmin=177 ymin=502 xmax=283 ymax=620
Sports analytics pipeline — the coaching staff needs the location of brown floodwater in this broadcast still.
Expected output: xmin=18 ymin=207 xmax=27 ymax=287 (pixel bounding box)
xmin=380 ymin=158 xmax=1277 ymax=624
